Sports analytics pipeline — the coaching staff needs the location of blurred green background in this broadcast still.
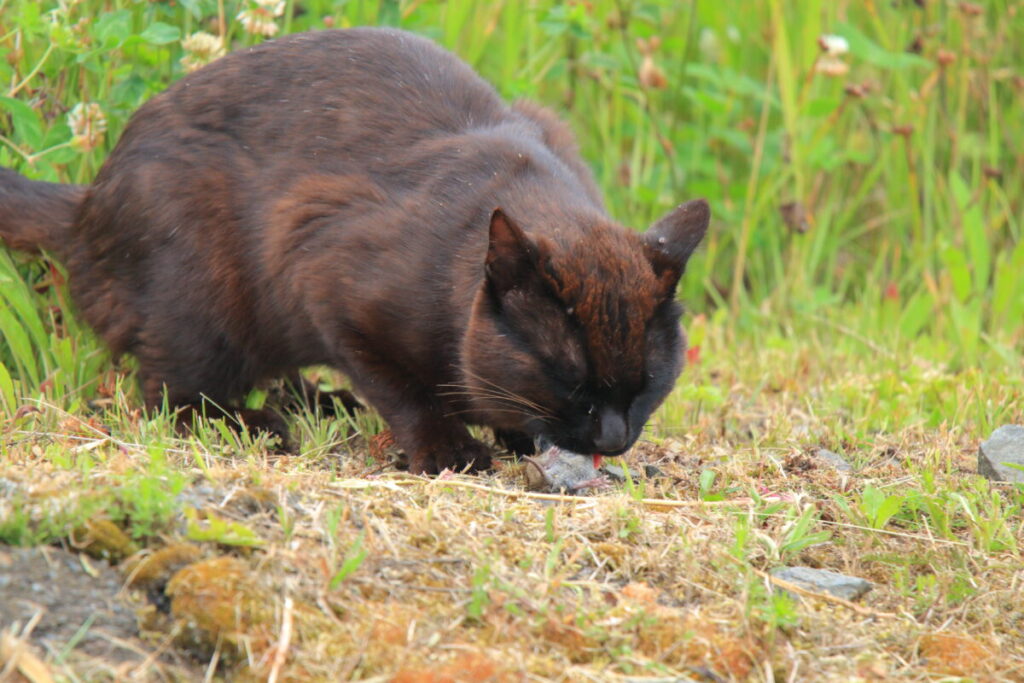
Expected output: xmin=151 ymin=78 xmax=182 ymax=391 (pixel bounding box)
xmin=0 ymin=0 xmax=1021 ymax=410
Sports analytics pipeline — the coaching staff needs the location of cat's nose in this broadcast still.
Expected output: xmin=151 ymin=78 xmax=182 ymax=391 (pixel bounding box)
xmin=593 ymin=408 xmax=628 ymax=453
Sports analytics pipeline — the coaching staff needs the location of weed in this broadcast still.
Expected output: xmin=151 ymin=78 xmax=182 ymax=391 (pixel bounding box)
xmin=0 ymin=0 xmax=1022 ymax=679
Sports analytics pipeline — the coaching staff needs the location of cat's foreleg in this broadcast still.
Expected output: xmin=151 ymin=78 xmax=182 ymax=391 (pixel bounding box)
xmin=331 ymin=352 xmax=492 ymax=475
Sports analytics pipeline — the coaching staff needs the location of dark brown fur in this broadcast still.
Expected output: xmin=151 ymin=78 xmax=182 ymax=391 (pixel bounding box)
xmin=0 ymin=28 xmax=708 ymax=474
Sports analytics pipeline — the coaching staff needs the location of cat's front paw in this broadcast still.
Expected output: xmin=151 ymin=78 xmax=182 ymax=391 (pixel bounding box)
xmin=494 ymin=429 xmax=536 ymax=456
xmin=451 ymin=440 xmax=493 ymax=473
xmin=409 ymin=440 xmax=493 ymax=475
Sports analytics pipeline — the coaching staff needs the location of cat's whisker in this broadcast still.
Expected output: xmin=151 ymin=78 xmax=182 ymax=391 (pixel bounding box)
xmin=441 ymin=407 xmax=552 ymax=424
xmin=454 ymin=371 xmax=551 ymax=414
xmin=437 ymin=382 xmax=552 ymax=416
xmin=459 ymin=396 xmax=557 ymax=421
xmin=437 ymin=387 xmax=541 ymax=408
xmin=437 ymin=386 xmax=558 ymax=421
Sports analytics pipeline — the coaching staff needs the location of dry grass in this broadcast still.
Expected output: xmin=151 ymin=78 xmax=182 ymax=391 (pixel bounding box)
xmin=2 ymin=349 xmax=1022 ymax=681
xmin=2 ymin=0 xmax=1022 ymax=678
xmin=2 ymin=317 xmax=1022 ymax=681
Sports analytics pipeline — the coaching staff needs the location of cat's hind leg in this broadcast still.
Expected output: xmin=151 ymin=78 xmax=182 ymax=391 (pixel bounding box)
xmin=283 ymin=371 xmax=364 ymax=417
xmin=134 ymin=330 xmax=292 ymax=449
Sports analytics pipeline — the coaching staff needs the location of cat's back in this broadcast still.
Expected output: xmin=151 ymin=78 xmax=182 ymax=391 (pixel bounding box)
xmin=67 ymin=28 xmax=523 ymax=353
xmin=114 ymin=28 xmax=509 ymax=164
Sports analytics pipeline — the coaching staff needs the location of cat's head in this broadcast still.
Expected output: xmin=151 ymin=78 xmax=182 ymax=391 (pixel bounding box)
xmin=461 ymin=199 xmax=709 ymax=456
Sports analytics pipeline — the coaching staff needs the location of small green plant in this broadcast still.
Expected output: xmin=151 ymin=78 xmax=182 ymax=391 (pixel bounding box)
xmin=952 ymin=482 xmax=1019 ymax=554
xmin=779 ymin=505 xmax=832 ymax=563
xmin=185 ymin=508 xmax=265 ymax=547
xmin=836 ymin=485 xmax=907 ymax=531
xmin=614 ymin=507 xmax=643 ymax=540
xmin=698 ymin=469 xmax=725 ymax=502
xmin=747 ymin=573 xmax=800 ymax=630
xmin=329 ymin=531 xmax=368 ymax=590
xmin=466 ymin=563 xmax=492 ymax=621
xmin=544 ymin=506 xmax=557 ymax=543
xmin=619 ymin=458 xmax=646 ymax=500
xmin=116 ymin=446 xmax=187 ymax=537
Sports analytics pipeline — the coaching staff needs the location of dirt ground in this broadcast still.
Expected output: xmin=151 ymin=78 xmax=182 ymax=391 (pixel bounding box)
xmin=0 ymin=545 xmax=197 ymax=680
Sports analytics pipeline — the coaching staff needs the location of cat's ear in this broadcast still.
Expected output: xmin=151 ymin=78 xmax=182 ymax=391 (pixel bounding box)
xmin=642 ymin=198 xmax=709 ymax=297
xmin=485 ymin=208 xmax=543 ymax=296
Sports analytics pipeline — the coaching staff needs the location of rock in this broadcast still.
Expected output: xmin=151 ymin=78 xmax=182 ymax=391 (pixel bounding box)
xmin=644 ymin=464 xmax=666 ymax=478
xmin=978 ymin=425 xmax=1024 ymax=483
xmin=770 ymin=566 xmax=873 ymax=601
xmin=600 ymin=463 xmax=666 ymax=481
xmin=814 ymin=448 xmax=854 ymax=473
xmin=601 ymin=464 xmax=641 ymax=482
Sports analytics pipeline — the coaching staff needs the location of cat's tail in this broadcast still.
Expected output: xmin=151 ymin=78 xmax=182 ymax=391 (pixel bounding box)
xmin=0 ymin=167 xmax=85 ymax=259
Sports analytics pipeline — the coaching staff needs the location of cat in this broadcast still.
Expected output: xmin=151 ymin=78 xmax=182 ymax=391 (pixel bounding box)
xmin=0 ymin=27 xmax=709 ymax=474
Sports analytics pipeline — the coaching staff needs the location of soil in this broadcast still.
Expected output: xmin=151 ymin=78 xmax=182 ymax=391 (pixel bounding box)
xmin=0 ymin=544 xmax=196 ymax=679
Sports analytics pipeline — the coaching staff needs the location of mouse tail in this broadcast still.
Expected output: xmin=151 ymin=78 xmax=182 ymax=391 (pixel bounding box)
xmin=0 ymin=167 xmax=85 ymax=260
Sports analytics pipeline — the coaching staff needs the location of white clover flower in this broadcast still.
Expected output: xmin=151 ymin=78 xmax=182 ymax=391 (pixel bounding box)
xmin=816 ymin=34 xmax=851 ymax=78
xmin=180 ymin=31 xmax=226 ymax=72
xmin=68 ymin=102 xmax=106 ymax=152
xmin=819 ymin=34 xmax=849 ymax=57
xmin=237 ymin=0 xmax=285 ymax=37
xmin=699 ymin=28 xmax=719 ymax=62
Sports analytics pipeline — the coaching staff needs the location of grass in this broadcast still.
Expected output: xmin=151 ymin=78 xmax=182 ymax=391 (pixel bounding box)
xmin=1 ymin=0 xmax=1023 ymax=680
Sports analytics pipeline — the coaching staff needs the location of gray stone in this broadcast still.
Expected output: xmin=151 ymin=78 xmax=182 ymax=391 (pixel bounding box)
xmin=814 ymin=448 xmax=853 ymax=472
xmin=644 ymin=464 xmax=666 ymax=478
xmin=601 ymin=463 xmax=643 ymax=482
xmin=770 ymin=566 xmax=873 ymax=601
xmin=978 ymin=425 xmax=1024 ymax=483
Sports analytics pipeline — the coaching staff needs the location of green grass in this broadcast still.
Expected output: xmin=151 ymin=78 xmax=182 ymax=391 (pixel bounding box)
xmin=1 ymin=0 xmax=1022 ymax=680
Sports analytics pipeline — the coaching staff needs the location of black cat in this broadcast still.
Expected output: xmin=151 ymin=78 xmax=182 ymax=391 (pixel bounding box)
xmin=0 ymin=28 xmax=709 ymax=473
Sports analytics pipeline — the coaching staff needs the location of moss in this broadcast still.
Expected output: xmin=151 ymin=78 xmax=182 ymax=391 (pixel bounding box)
xmin=70 ymin=518 xmax=139 ymax=562
xmin=122 ymin=543 xmax=202 ymax=589
xmin=165 ymin=556 xmax=272 ymax=663
xmin=392 ymin=653 xmax=514 ymax=683
xmin=918 ymin=633 xmax=994 ymax=676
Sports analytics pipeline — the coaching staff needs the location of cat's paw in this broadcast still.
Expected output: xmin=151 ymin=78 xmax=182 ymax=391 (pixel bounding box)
xmin=409 ymin=440 xmax=493 ymax=475
xmin=494 ymin=429 xmax=536 ymax=456
xmin=451 ymin=440 xmax=493 ymax=473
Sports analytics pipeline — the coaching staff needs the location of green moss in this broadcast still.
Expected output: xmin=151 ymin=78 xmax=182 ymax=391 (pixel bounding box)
xmin=70 ymin=518 xmax=139 ymax=562
xmin=165 ymin=556 xmax=272 ymax=663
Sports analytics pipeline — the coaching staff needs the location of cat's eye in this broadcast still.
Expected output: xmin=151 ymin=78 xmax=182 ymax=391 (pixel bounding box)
xmin=587 ymin=404 xmax=595 ymax=415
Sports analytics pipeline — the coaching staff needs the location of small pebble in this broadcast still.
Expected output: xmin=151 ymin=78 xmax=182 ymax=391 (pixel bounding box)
xmin=978 ymin=425 xmax=1024 ymax=483
xmin=771 ymin=566 xmax=873 ymax=601
xmin=814 ymin=448 xmax=854 ymax=473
